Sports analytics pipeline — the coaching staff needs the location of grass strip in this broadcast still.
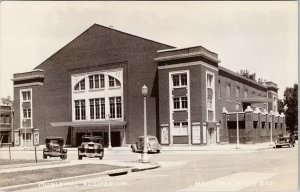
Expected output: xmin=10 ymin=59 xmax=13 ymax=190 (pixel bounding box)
xmin=0 ymin=164 xmax=123 ymax=187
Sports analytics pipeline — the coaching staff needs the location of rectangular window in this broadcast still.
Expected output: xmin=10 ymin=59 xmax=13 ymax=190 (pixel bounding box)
xmin=109 ymin=76 xmax=115 ymax=87
xmin=90 ymin=98 xmax=105 ymax=120
xmin=89 ymin=76 xmax=94 ymax=89
xmin=181 ymin=97 xmax=187 ymax=109
xmin=173 ymin=121 xmax=188 ymax=136
xmin=116 ymin=97 xmax=122 ymax=118
xmin=173 ymin=97 xmax=187 ymax=110
xmin=252 ymin=91 xmax=255 ymax=97
xmin=95 ymin=75 xmax=99 ymax=88
xmin=244 ymin=90 xmax=248 ymax=98
xmin=173 ymin=97 xmax=180 ymax=109
xmin=90 ymin=99 xmax=94 ymax=119
xmin=100 ymin=74 xmax=105 ymax=88
xmin=100 ymin=98 xmax=105 ymax=119
xmin=95 ymin=99 xmax=100 ymax=119
xmin=236 ymin=87 xmax=240 ymax=98
xmin=172 ymin=73 xmax=187 ymax=87
xmin=226 ymin=83 xmax=231 ymax=100
xmin=22 ymin=91 xmax=31 ymax=101
xmin=207 ymin=74 xmax=213 ymax=88
xmin=109 ymin=97 xmax=122 ymax=119
xmin=75 ymin=99 xmax=86 ymax=120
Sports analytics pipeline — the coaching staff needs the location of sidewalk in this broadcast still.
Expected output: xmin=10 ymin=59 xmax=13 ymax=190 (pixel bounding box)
xmin=0 ymin=141 xmax=285 ymax=152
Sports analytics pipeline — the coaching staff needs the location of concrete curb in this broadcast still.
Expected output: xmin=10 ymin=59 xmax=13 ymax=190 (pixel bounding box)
xmin=0 ymin=162 xmax=160 ymax=192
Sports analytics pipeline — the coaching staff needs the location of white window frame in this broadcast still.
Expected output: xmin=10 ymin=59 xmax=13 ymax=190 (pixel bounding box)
xmin=169 ymin=70 xmax=191 ymax=145
xmin=89 ymin=74 xmax=105 ymax=90
xmin=74 ymin=99 xmax=86 ymax=121
xmin=171 ymin=73 xmax=187 ymax=88
xmin=206 ymin=71 xmax=215 ymax=121
xmin=20 ymin=88 xmax=32 ymax=128
xmin=109 ymin=96 xmax=122 ymax=119
xmin=173 ymin=121 xmax=188 ymax=136
xmin=173 ymin=96 xmax=188 ymax=111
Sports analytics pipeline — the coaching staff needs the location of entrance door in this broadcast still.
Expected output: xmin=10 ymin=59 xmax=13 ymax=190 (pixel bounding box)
xmin=207 ymin=128 xmax=216 ymax=144
xmin=111 ymin=132 xmax=121 ymax=147
xmin=76 ymin=132 xmax=85 ymax=146
xmin=22 ymin=133 xmax=32 ymax=147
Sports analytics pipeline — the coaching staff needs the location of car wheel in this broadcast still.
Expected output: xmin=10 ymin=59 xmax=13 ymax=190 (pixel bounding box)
xmin=61 ymin=155 xmax=67 ymax=160
xmin=157 ymin=150 xmax=160 ymax=153
xmin=78 ymin=155 xmax=82 ymax=160
xmin=131 ymin=147 xmax=135 ymax=152
xmin=43 ymin=154 xmax=47 ymax=159
xmin=99 ymin=156 xmax=103 ymax=160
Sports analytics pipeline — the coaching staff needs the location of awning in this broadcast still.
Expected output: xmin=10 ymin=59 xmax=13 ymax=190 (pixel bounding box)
xmin=50 ymin=120 xmax=127 ymax=127
xmin=241 ymin=97 xmax=272 ymax=103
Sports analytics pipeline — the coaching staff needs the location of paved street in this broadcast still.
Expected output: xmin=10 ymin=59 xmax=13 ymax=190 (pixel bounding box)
xmin=0 ymin=145 xmax=298 ymax=192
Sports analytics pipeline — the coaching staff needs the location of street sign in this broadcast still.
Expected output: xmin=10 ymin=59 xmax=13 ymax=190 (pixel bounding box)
xmin=33 ymin=130 xmax=39 ymax=146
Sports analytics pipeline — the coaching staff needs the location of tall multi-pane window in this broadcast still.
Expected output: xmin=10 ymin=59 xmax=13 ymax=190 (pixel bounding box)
xmin=89 ymin=74 xmax=105 ymax=89
xmin=173 ymin=97 xmax=187 ymax=110
xmin=90 ymin=98 xmax=105 ymax=120
xmin=226 ymin=83 xmax=231 ymax=100
xmin=20 ymin=89 xmax=32 ymax=129
xmin=109 ymin=97 xmax=122 ymax=119
xmin=75 ymin=99 xmax=86 ymax=120
xmin=22 ymin=91 xmax=31 ymax=101
xmin=206 ymin=72 xmax=215 ymax=121
xmin=172 ymin=73 xmax=187 ymax=87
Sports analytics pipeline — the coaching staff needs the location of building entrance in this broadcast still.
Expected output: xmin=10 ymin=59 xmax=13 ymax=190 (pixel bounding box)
xmin=207 ymin=128 xmax=216 ymax=144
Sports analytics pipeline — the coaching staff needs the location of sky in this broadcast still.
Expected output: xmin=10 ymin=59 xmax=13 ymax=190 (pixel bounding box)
xmin=0 ymin=1 xmax=298 ymax=100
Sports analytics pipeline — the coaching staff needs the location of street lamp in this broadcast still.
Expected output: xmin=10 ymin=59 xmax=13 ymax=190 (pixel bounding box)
xmin=141 ymin=85 xmax=150 ymax=163
xmin=269 ymin=110 xmax=274 ymax=146
xmin=107 ymin=114 xmax=112 ymax=150
xmin=236 ymin=104 xmax=240 ymax=149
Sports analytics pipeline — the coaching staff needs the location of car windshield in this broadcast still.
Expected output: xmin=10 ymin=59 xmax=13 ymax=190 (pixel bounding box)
xmin=148 ymin=138 xmax=157 ymax=141
xmin=83 ymin=137 xmax=101 ymax=143
xmin=50 ymin=140 xmax=59 ymax=145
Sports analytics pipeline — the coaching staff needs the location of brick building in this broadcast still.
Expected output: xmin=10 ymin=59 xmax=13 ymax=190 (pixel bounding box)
xmin=12 ymin=24 xmax=285 ymax=147
xmin=0 ymin=105 xmax=13 ymax=144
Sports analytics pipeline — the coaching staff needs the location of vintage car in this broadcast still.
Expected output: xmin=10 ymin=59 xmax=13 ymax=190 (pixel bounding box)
xmin=78 ymin=135 xmax=104 ymax=160
xmin=43 ymin=137 xmax=67 ymax=160
xmin=274 ymin=133 xmax=295 ymax=148
xmin=131 ymin=135 xmax=161 ymax=153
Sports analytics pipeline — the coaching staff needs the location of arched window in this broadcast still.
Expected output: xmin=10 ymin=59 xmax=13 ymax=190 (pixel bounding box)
xmin=74 ymin=79 xmax=85 ymax=91
xmin=89 ymin=74 xmax=105 ymax=89
xmin=108 ymin=75 xmax=121 ymax=87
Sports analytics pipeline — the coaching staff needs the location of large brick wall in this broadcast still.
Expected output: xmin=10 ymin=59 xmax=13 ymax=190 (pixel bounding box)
xmin=15 ymin=24 xmax=173 ymax=144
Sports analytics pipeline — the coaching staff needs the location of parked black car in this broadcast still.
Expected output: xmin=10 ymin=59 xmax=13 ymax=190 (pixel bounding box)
xmin=274 ymin=133 xmax=295 ymax=148
xmin=78 ymin=135 xmax=104 ymax=160
xmin=43 ymin=137 xmax=67 ymax=159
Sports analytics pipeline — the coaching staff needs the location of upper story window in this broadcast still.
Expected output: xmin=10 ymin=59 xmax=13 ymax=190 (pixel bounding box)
xmin=218 ymin=80 xmax=221 ymax=99
xmin=75 ymin=100 xmax=86 ymax=120
xmin=89 ymin=74 xmax=105 ymax=89
xmin=244 ymin=89 xmax=248 ymax=98
xmin=252 ymin=91 xmax=255 ymax=97
xmin=109 ymin=76 xmax=121 ymax=88
xmin=109 ymin=97 xmax=122 ymax=119
xmin=90 ymin=98 xmax=105 ymax=120
xmin=207 ymin=74 xmax=213 ymax=88
xmin=173 ymin=96 xmax=188 ymax=110
xmin=22 ymin=91 xmax=31 ymax=101
xmin=226 ymin=83 xmax=231 ymax=100
xmin=235 ymin=87 xmax=240 ymax=99
xmin=172 ymin=73 xmax=187 ymax=87
xmin=74 ymin=79 xmax=85 ymax=91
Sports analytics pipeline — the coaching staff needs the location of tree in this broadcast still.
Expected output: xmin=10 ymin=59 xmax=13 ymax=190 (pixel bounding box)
xmin=278 ymin=99 xmax=284 ymax=114
xmin=1 ymin=96 xmax=13 ymax=106
xmin=238 ymin=69 xmax=257 ymax=82
xmin=283 ymin=84 xmax=298 ymax=132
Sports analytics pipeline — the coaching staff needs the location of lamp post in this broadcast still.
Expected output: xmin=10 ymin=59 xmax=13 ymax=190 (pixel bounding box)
xmin=236 ymin=104 xmax=240 ymax=149
xmin=107 ymin=114 xmax=112 ymax=150
xmin=269 ymin=110 xmax=273 ymax=146
xmin=141 ymin=85 xmax=150 ymax=163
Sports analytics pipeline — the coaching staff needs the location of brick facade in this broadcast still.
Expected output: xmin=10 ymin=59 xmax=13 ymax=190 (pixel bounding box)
xmin=12 ymin=24 xmax=284 ymax=147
